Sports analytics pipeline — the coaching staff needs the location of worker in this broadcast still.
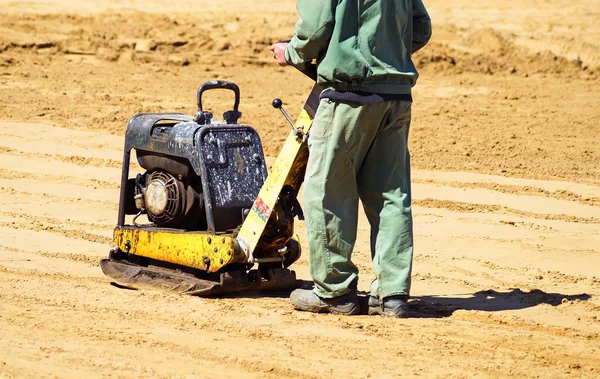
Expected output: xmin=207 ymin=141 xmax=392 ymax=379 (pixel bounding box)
xmin=271 ymin=0 xmax=432 ymax=317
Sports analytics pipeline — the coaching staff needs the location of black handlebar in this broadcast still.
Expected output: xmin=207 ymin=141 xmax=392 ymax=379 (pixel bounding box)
xmin=197 ymin=80 xmax=241 ymax=114
xmin=196 ymin=80 xmax=242 ymax=124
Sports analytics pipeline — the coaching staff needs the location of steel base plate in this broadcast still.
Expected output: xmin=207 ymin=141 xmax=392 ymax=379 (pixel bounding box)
xmin=100 ymin=258 xmax=301 ymax=297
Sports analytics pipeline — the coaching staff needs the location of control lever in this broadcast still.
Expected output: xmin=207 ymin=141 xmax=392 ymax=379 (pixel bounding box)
xmin=272 ymin=98 xmax=303 ymax=138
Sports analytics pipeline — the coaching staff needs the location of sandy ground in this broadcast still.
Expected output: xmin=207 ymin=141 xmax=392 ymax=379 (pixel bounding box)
xmin=0 ymin=0 xmax=599 ymax=377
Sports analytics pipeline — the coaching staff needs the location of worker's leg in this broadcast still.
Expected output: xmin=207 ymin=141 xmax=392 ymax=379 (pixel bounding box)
xmin=357 ymin=100 xmax=413 ymax=299
xmin=303 ymin=99 xmax=387 ymax=298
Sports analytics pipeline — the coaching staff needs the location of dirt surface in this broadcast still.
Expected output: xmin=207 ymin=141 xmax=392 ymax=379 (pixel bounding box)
xmin=1 ymin=0 xmax=599 ymax=377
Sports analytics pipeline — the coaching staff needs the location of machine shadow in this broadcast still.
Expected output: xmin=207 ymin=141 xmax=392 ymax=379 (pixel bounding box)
xmin=199 ymin=279 xmax=316 ymax=300
xmin=408 ymin=288 xmax=592 ymax=318
xmin=108 ymin=280 xmax=301 ymax=299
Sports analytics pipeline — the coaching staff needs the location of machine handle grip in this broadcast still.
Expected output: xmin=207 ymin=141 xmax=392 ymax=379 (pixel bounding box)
xmin=197 ymin=80 xmax=241 ymax=114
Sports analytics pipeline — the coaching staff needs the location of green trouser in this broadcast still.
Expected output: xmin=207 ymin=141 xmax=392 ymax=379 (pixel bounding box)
xmin=304 ymin=98 xmax=413 ymax=300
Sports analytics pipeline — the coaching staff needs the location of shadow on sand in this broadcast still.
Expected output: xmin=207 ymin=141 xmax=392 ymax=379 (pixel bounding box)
xmin=111 ymin=280 xmax=592 ymax=319
xmin=408 ymin=288 xmax=592 ymax=318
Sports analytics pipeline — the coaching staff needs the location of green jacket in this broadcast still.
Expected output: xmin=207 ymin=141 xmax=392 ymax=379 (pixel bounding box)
xmin=285 ymin=0 xmax=432 ymax=94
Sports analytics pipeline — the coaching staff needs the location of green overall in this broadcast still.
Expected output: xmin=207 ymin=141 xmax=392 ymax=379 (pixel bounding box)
xmin=304 ymin=98 xmax=413 ymax=299
xmin=284 ymin=0 xmax=431 ymax=299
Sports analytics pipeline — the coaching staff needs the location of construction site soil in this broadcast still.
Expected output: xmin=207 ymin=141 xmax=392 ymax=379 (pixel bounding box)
xmin=0 ymin=1 xmax=599 ymax=377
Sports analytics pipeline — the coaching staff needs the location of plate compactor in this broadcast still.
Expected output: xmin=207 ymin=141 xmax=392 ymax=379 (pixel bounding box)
xmin=100 ymin=78 xmax=322 ymax=296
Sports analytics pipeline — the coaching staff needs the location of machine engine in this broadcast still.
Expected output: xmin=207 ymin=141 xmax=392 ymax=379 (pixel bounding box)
xmin=132 ymin=168 xmax=205 ymax=230
xmin=118 ymin=81 xmax=270 ymax=237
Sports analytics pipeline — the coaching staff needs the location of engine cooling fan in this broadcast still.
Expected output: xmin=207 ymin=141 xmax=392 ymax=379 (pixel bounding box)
xmin=144 ymin=170 xmax=183 ymax=225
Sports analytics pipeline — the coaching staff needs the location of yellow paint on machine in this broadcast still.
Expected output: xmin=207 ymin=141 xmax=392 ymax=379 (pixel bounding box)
xmin=113 ymin=227 xmax=238 ymax=273
xmin=236 ymin=109 xmax=314 ymax=257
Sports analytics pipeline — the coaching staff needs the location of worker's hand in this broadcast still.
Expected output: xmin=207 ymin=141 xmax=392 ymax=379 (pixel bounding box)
xmin=270 ymin=42 xmax=289 ymax=67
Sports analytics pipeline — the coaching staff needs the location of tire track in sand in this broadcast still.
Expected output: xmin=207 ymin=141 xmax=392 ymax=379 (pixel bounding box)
xmin=0 ymin=217 xmax=111 ymax=245
xmin=0 ymin=168 xmax=118 ymax=190
xmin=0 ymin=145 xmax=122 ymax=169
xmin=0 ymin=245 xmax=103 ymax=267
xmin=413 ymin=178 xmax=600 ymax=207
xmin=415 ymin=198 xmax=599 ymax=224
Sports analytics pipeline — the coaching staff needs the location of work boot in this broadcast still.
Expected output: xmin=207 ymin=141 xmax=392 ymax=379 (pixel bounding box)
xmin=290 ymin=288 xmax=360 ymax=315
xmin=368 ymin=295 xmax=409 ymax=318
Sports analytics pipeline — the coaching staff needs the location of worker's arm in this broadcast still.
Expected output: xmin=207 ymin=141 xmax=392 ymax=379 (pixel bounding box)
xmin=412 ymin=0 xmax=432 ymax=54
xmin=284 ymin=0 xmax=337 ymax=70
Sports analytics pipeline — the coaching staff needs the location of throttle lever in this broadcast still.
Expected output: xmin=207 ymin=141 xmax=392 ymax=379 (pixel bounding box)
xmin=272 ymin=98 xmax=303 ymax=138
